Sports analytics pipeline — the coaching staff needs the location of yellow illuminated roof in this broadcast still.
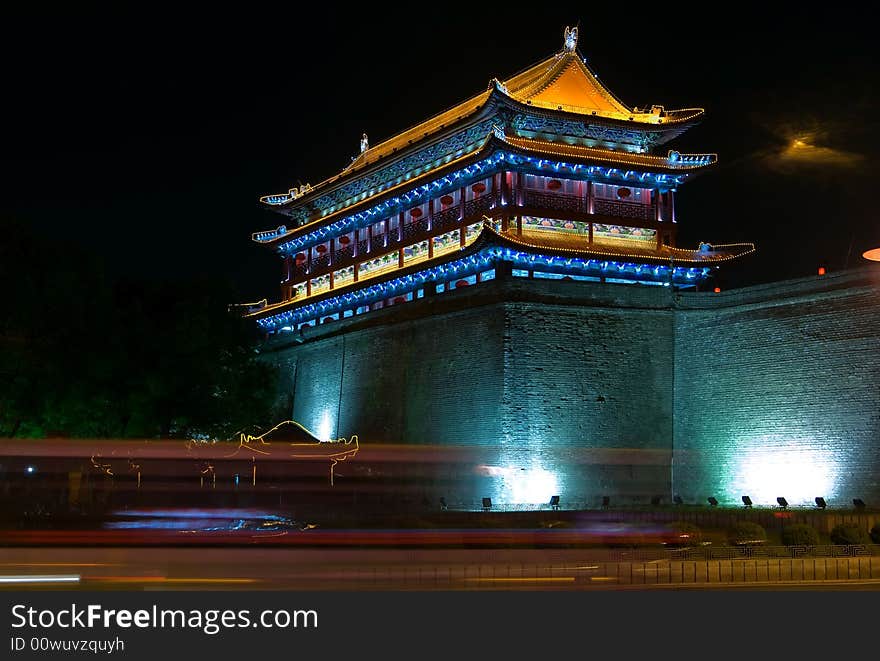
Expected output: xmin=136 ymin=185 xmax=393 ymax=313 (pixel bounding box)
xmin=263 ymin=37 xmax=705 ymax=209
xmin=506 ymin=52 xmax=629 ymax=116
xmin=342 ymin=51 xmax=684 ymax=175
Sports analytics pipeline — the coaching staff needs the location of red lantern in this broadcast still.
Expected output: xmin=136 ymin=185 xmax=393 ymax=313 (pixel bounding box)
xmin=295 ymin=253 xmax=306 ymax=263
xmin=547 ymin=179 xmax=562 ymax=190
xmin=338 ymin=235 xmax=351 ymax=245
xmin=410 ymin=208 xmax=423 ymax=218
xmin=471 ymin=182 xmax=486 ymax=195
xmin=455 ymin=279 xmax=469 ymax=288
xmin=315 ymin=244 xmax=327 ymax=253
xmin=440 ymin=194 xmax=454 ymax=207
xmin=617 ymin=187 xmax=631 ymax=199
xmin=393 ymin=296 xmax=406 ymax=304
xmin=322 ymin=317 xmax=334 ymax=324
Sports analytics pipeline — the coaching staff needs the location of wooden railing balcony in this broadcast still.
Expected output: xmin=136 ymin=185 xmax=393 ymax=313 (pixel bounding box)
xmin=593 ymin=198 xmax=654 ymax=221
xmin=522 ymin=190 xmax=586 ymax=214
xmin=432 ymin=206 xmax=461 ymax=232
xmin=288 ymin=187 xmax=662 ymax=283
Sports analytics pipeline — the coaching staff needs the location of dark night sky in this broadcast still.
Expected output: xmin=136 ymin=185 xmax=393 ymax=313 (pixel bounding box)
xmin=3 ymin=9 xmax=877 ymax=300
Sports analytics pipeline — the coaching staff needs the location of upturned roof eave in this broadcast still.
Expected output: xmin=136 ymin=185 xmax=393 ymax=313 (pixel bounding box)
xmin=258 ymin=134 xmax=716 ymax=249
xmin=247 ymin=225 xmax=755 ymax=321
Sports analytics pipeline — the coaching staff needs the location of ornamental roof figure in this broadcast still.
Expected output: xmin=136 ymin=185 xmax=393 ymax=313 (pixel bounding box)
xmin=564 ymin=25 xmax=578 ymax=52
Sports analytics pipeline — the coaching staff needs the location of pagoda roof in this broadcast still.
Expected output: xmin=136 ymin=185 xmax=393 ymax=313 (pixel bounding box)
xmin=247 ymin=224 xmax=754 ymax=322
xmin=260 ymin=35 xmax=705 ymax=214
xmin=258 ymin=133 xmax=714 ymax=249
xmin=343 ymin=51 xmax=702 ymax=176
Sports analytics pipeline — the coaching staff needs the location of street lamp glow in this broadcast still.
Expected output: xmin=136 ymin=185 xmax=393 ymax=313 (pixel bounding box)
xmin=863 ymin=247 xmax=880 ymax=261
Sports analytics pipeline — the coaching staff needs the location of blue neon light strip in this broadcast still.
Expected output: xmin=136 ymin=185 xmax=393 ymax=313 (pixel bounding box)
xmin=262 ymin=150 xmax=688 ymax=251
xmin=256 ymin=248 xmax=711 ymax=332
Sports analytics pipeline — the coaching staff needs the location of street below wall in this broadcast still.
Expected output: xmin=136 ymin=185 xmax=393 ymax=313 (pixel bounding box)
xmin=1 ymin=546 xmax=879 ymax=591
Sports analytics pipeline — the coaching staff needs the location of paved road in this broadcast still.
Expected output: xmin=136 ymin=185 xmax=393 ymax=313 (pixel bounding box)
xmin=3 ymin=546 xmax=879 ymax=590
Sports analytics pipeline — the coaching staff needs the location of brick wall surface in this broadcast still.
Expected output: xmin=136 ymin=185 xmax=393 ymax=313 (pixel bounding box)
xmin=673 ymin=269 xmax=880 ymax=507
xmin=262 ymin=267 xmax=880 ymax=507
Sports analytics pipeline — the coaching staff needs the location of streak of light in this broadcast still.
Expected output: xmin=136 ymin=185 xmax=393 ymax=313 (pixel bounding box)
xmin=463 ymin=577 xmax=575 ymax=583
xmin=0 ymin=575 xmax=80 ymax=584
xmin=0 ymin=563 xmax=118 ymax=567
xmin=589 ymin=577 xmax=618 ymax=582
xmin=85 ymin=577 xmax=257 ymax=584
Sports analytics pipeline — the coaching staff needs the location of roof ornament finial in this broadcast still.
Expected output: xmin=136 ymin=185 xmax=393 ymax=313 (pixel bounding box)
xmin=564 ymin=25 xmax=578 ymax=52
xmin=360 ymin=133 xmax=369 ymax=154
xmin=491 ymin=123 xmax=506 ymax=141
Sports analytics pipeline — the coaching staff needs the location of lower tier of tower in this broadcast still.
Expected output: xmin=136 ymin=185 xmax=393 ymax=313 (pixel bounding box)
xmin=259 ymin=268 xmax=880 ymax=510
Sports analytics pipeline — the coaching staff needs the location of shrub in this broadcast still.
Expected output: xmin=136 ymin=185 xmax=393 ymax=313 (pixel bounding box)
xmin=729 ymin=521 xmax=766 ymax=546
xmin=871 ymin=523 xmax=880 ymax=545
xmin=781 ymin=523 xmax=820 ymax=547
xmin=666 ymin=521 xmax=704 ymax=547
xmin=830 ymin=523 xmax=870 ymax=545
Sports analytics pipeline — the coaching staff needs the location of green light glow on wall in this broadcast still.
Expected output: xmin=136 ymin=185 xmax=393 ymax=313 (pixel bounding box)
xmin=317 ymin=409 xmax=333 ymax=442
xmin=724 ymin=436 xmax=841 ymax=506
xmin=479 ymin=454 xmax=561 ymax=506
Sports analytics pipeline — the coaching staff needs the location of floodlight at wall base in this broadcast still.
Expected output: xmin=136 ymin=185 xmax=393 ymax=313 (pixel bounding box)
xmin=814 ymin=497 xmax=826 ymax=510
xmin=601 ymin=496 xmax=610 ymax=509
xmin=741 ymin=496 xmax=753 ymax=508
xmin=707 ymin=497 xmax=718 ymax=507
xmin=481 ymin=497 xmax=492 ymax=511
xmin=853 ymin=498 xmax=866 ymax=510
xmin=439 ymin=497 xmax=448 ymax=511
xmin=776 ymin=497 xmax=788 ymax=509
xmin=673 ymin=495 xmax=684 ymax=505
xmin=549 ymin=495 xmax=560 ymax=510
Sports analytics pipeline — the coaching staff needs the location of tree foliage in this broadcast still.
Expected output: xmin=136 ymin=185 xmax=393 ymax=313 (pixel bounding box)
xmin=781 ymin=523 xmax=820 ymax=547
xmin=829 ymin=524 xmax=870 ymax=546
xmin=1 ymin=220 xmax=279 ymax=440
xmin=729 ymin=521 xmax=767 ymax=546
xmin=667 ymin=521 xmax=704 ymax=547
